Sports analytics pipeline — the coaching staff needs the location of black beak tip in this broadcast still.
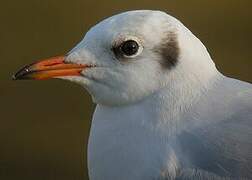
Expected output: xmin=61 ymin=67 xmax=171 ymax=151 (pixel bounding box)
xmin=12 ymin=70 xmax=24 ymax=80
xmin=12 ymin=66 xmax=31 ymax=80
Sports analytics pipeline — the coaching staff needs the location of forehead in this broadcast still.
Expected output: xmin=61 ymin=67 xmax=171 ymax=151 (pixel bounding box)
xmin=83 ymin=11 xmax=174 ymax=47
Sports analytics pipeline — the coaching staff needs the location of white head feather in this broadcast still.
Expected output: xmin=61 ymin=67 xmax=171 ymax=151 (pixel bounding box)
xmin=63 ymin=10 xmax=218 ymax=106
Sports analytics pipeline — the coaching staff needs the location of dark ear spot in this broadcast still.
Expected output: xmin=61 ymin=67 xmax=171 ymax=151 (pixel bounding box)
xmin=154 ymin=32 xmax=179 ymax=69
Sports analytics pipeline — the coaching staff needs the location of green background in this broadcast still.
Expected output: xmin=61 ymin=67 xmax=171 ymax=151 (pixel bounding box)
xmin=1 ymin=0 xmax=252 ymax=179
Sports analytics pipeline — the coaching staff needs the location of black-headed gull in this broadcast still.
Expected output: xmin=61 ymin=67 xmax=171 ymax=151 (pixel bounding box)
xmin=14 ymin=10 xmax=252 ymax=180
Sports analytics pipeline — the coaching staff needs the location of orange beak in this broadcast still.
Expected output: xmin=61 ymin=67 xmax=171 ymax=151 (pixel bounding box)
xmin=13 ymin=56 xmax=87 ymax=80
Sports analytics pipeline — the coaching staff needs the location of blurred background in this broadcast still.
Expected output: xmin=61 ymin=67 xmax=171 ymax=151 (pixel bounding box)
xmin=1 ymin=0 xmax=252 ymax=179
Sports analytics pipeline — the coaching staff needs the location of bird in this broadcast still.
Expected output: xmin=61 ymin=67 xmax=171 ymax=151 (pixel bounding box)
xmin=13 ymin=10 xmax=252 ymax=180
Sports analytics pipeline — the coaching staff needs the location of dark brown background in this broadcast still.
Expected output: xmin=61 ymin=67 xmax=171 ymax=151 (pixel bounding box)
xmin=1 ymin=0 xmax=252 ymax=179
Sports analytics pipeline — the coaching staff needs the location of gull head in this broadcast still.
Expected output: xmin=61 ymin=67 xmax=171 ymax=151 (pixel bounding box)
xmin=13 ymin=10 xmax=216 ymax=106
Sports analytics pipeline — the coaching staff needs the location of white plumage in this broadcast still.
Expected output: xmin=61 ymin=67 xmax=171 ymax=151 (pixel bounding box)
xmin=15 ymin=10 xmax=252 ymax=180
xmin=66 ymin=10 xmax=252 ymax=180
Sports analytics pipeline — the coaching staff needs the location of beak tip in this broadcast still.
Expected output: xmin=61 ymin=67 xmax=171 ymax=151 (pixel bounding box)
xmin=12 ymin=73 xmax=23 ymax=81
xmin=12 ymin=66 xmax=30 ymax=80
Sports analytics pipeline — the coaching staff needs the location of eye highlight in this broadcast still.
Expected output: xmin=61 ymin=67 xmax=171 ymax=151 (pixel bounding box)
xmin=120 ymin=40 xmax=139 ymax=56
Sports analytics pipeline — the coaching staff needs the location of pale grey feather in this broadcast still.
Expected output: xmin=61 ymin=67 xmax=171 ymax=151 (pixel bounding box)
xmin=170 ymin=76 xmax=252 ymax=179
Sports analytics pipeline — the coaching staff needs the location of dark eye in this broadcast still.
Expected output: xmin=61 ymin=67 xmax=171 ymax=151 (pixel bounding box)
xmin=120 ymin=40 xmax=139 ymax=56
